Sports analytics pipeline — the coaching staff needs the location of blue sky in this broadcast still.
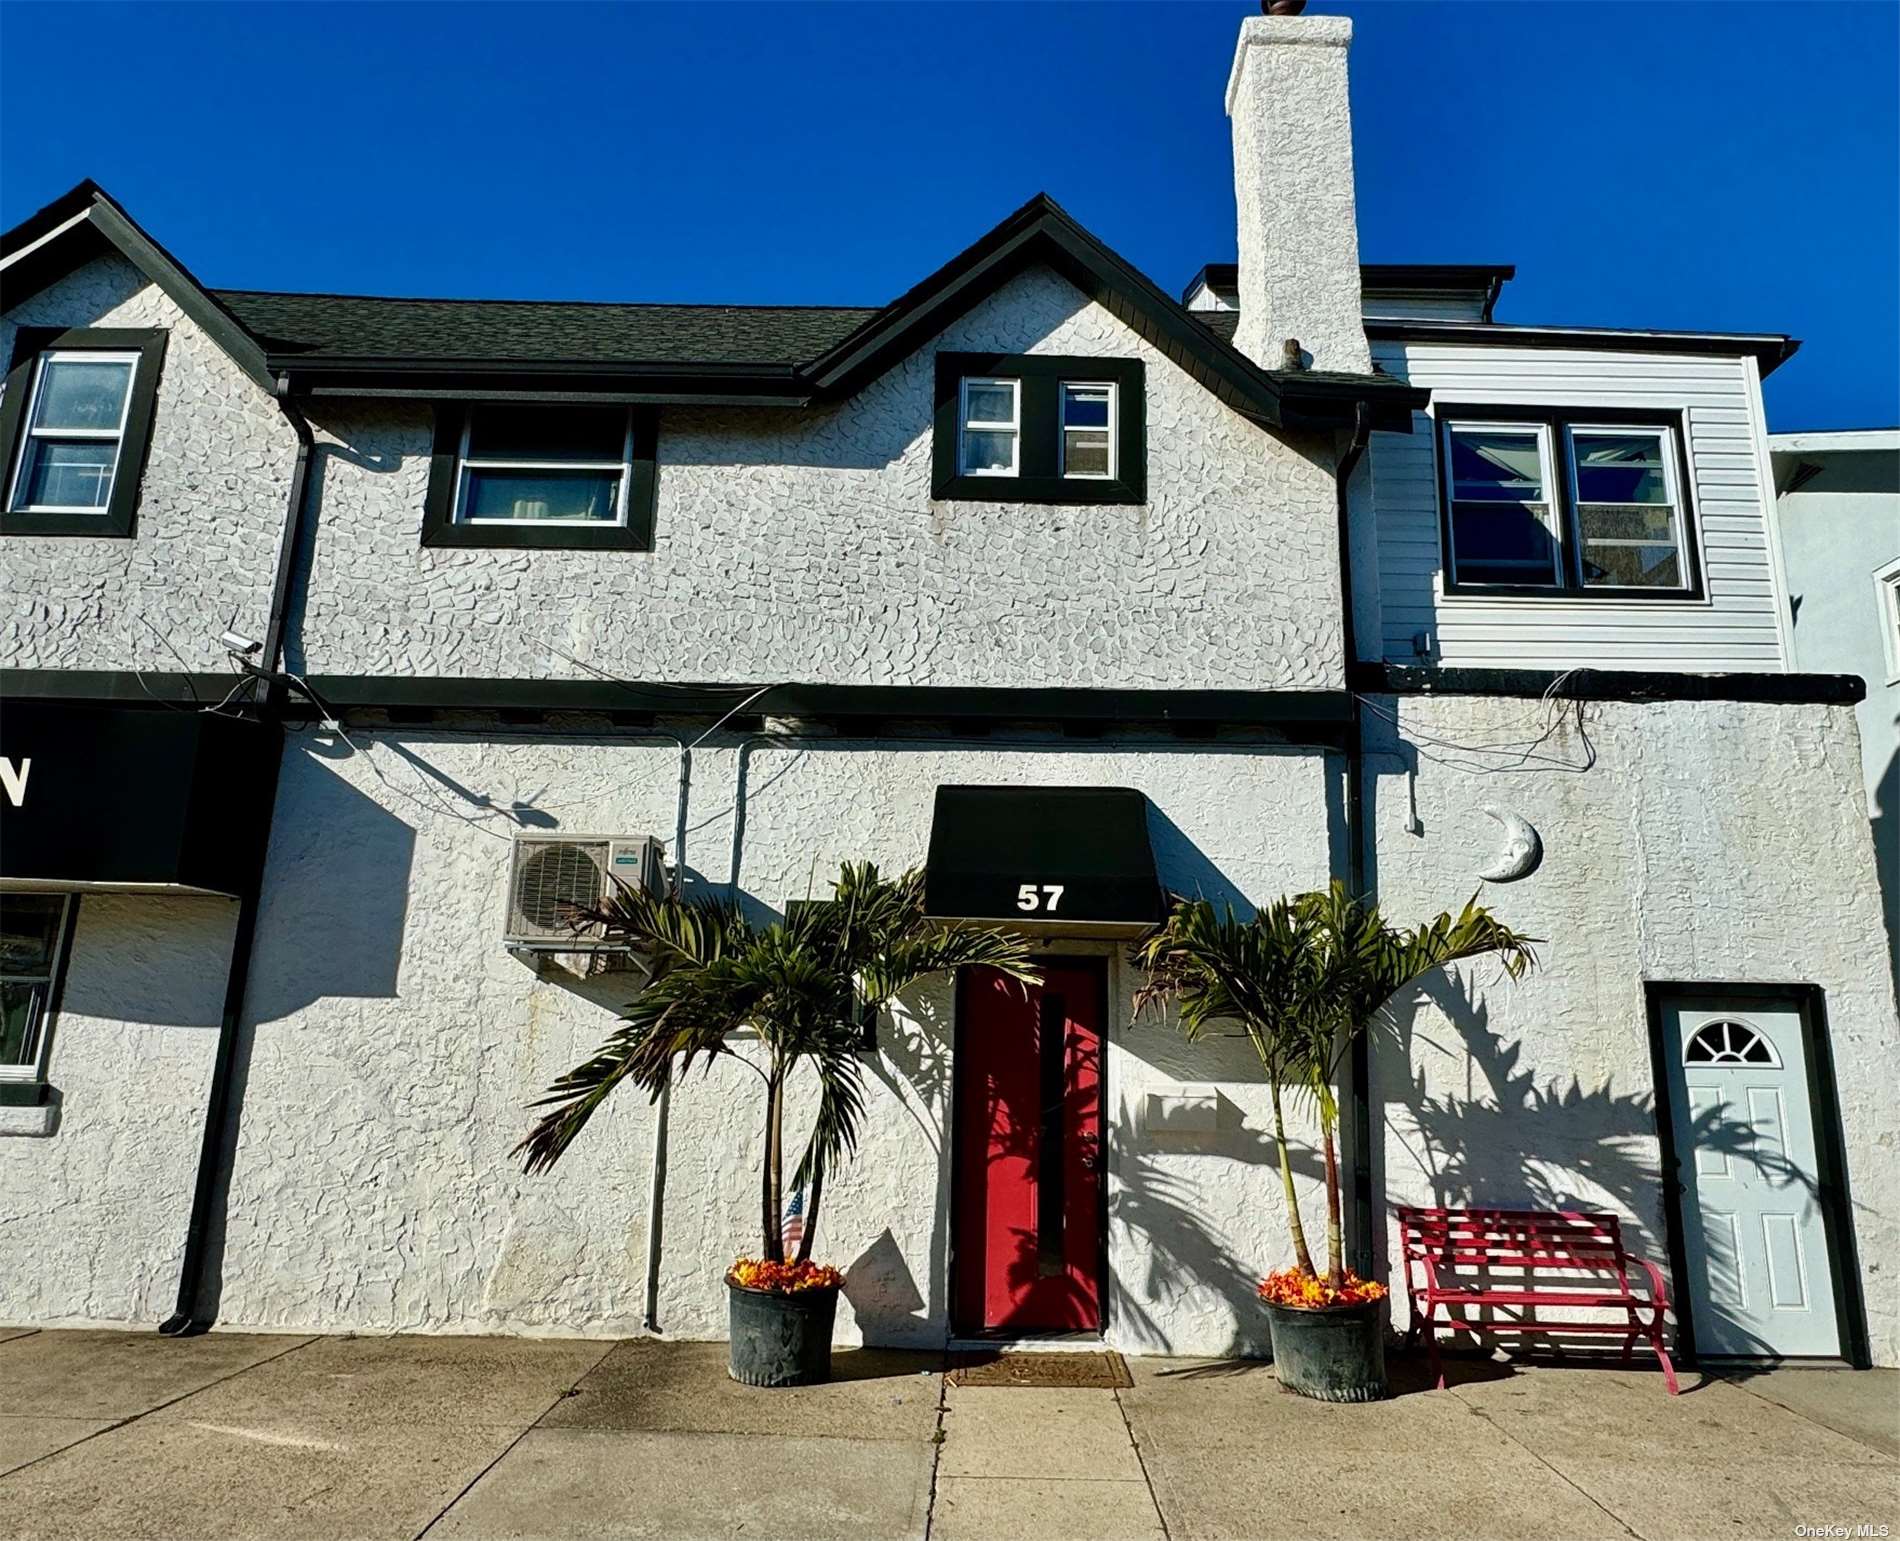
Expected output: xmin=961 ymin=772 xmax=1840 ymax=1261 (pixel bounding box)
xmin=3 ymin=1 xmax=1894 ymax=430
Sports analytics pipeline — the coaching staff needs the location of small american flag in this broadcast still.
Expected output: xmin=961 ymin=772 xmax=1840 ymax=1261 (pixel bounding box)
xmin=781 ymin=1187 xmax=806 ymax=1255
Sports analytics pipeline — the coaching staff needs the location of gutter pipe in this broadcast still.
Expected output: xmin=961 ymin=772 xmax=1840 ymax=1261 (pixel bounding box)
xmin=159 ymin=381 xmax=313 ymax=1335
xmin=1331 ymin=401 xmax=1377 ymax=1281
xmin=641 ymin=742 xmax=689 ymax=1333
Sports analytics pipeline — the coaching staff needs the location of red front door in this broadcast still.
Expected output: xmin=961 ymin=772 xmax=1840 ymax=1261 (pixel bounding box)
xmin=953 ymin=960 xmax=1105 ymax=1333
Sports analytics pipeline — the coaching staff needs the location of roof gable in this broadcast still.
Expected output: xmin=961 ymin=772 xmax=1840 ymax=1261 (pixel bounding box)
xmin=2 ymin=181 xmax=274 ymax=392
xmin=803 ymin=193 xmax=1419 ymax=431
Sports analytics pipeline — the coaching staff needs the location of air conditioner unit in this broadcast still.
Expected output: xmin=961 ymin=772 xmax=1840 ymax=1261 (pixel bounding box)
xmin=504 ymin=833 xmax=665 ymax=963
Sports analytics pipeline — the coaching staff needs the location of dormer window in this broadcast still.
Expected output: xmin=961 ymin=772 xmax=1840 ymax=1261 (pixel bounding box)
xmin=934 ymin=354 xmax=1144 ymax=505
xmin=0 ymin=327 xmax=168 ymax=539
xmin=422 ymin=403 xmax=658 ymax=551
xmin=958 ymin=378 xmax=1020 ymax=477
xmin=1436 ymin=406 xmax=1701 ymax=599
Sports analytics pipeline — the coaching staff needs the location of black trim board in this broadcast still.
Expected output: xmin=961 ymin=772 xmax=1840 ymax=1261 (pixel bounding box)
xmin=419 ymin=403 xmax=658 ymax=551
xmin=2 ymin=182 xmax=273 ymax=393
xmin=1643 ymin=982 xmax=1871 ymax=1370
xmin=933 ymin=354 xmax=1145 ymax=505
xmin=805 ymin=194 xmax=1423 ymax=434
xmin=1354 ymin=665 xmax=1864 ymax=705
xmin=1432 ymin=404 xmax=1705 ymax=602
xmin=0 ymin=327 xmax=169 ymax=539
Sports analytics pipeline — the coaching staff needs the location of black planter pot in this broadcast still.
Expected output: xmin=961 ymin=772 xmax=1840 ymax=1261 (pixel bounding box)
xmin=1262 ymin=1297 xmax=1389 ymax=1402
xmin=727 ymin=1279 xmax=840 ymax=1387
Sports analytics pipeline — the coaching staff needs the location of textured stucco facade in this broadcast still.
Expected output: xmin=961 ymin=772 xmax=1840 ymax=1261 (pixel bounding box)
xmin=1227 ymin=16 xmax=1370 ymax=375
xmin=191 ymin=728 xmax=1336 ymax=1356
xmin=0 ymin=256 xmax=295 ymax=672
xmin=0 ymin=895 xmax=234 ymax=1325
xmin=1365 ymin=695 xmax=1900 ymax=1365
xmin=288 ymin=267 xmax=1344 ymax=689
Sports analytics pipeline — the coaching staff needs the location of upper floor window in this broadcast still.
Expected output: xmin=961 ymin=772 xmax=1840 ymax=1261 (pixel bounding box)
xmin=1436 ymin=407 xmax=1700 ymax=599
xmin=934 ymin=353 xmax=1145 ymax=505
xmin=422 ymin=403 xmax=658 ymax=551
xmin=0 ymin=327 xmax=168 ymax=540
xmin=1876 ymin=556 xmax=1900 ymax=685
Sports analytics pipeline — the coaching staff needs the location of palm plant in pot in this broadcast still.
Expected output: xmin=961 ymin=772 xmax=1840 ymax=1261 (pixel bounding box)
xmin=516 ymin=862 xmax=1035 ymax=1387
xmin=1133 ymin=882 xmax=1536 ymax=1402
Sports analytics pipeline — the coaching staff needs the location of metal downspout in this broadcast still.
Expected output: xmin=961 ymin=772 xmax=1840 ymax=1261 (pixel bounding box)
xmin=158 ymin=381 xmax=313 ymax=1335
xmin=1333 ymin=401 xmax=1376 ymax=1281
xmin=642 ymin=743 xmax=690 ymax=1332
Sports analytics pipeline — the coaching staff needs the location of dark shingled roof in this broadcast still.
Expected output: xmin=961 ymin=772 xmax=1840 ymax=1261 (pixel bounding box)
xmin=213 ymin=286 xmax=1245 ymax=366
xmin=212 ymin=289 xmax=881 ymax=366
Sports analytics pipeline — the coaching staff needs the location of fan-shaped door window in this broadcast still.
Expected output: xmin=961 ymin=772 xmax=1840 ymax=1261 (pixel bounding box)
xmin=1683 ymin=1019 xmax=1780 ymax=1067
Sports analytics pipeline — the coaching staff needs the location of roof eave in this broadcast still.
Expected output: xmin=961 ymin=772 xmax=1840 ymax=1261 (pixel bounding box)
xmin=1367 ymin=319 xmax=1800 ymax=377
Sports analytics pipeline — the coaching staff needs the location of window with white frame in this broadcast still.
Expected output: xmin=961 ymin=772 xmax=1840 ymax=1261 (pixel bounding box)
xmin=1566 ymin=425 xmax=1688 ymax=589
xmin=958 ymin=378 xmax=1020 ymax=477
xmin=1442 ymin=420 xmax=1562 ymax=587
xmin=454 ymin=405 xmax=634 ymax=525
xmin=6 ymin=351 xmax=138 ymax=514
xmin=933 ymin=354 xmax=1145 ymax=504
xmin=1876 ymin=556 xmax=1900 ymax=684
xmin=1 ymin=893 xmax=72 ymax=1081
xmin=1060 ymin=382 xmax=1115 ymax=479
xmin=1438 ymin=409 xmax=1699 ymax=596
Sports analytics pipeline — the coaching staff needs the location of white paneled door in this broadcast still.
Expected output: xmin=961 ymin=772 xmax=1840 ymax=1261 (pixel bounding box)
xmin=1661 ymin=995 xmax=1840 ymax=1358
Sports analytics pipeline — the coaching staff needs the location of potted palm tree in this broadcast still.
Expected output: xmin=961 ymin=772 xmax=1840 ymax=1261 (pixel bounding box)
xmin=1133 ymin=882 xmax=1535 ymax=1402
xmin=516 ymin=862 xmax=1035 ymax=1387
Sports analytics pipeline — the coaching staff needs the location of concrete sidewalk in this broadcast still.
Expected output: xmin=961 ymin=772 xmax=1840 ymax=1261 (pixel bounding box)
xmin=0 ymin=1329 xmax=1893 ymax=1540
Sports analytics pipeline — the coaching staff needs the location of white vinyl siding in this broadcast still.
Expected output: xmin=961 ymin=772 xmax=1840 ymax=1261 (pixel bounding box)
xmin=1363 ymin=342 xmax=1788 ymax=671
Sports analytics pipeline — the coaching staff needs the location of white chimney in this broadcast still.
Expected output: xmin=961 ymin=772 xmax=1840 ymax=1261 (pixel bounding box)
xmin=1226 ymin=14 xmax=1371 ymax=376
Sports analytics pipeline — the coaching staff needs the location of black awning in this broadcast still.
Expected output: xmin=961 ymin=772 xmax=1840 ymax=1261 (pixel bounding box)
xmin=0 ymin=700 xmax=280 ymax=897
xmin=923 ymin=785 xmax=1164 ymax=932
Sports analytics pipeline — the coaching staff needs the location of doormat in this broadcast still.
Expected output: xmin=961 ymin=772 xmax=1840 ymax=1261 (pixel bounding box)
xmin=948 ymin=1350 xmax=1133 ymax=1389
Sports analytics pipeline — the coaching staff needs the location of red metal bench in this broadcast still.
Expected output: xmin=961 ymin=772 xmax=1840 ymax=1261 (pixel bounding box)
xmin=1397 ymin=1207 xmax=1678 ymax=1394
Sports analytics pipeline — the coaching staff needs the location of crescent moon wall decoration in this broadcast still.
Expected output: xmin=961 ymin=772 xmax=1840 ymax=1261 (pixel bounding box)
xmin=1476 ymin=806 xmax=1543 ymax=883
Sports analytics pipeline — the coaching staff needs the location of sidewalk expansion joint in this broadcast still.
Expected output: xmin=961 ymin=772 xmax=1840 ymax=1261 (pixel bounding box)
xmin=411 ymin=1336 xmax=621 ymax=1541
xmin=1447 ymin=1384 xmax=1643 ymax=1541
xmin=1114 ymin=1386 xmax=1171 ymax=1539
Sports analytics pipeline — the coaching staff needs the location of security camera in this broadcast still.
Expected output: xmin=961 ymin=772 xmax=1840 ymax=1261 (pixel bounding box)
xmin=220 ymin=630 xmax=263 ymax=657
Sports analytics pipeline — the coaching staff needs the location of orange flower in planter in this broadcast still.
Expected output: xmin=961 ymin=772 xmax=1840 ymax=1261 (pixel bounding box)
xmin=728 ymin=1257 xmax=845 ymax=1294
xmin=1258 ymin=1267 xmax=1387 ymax=1310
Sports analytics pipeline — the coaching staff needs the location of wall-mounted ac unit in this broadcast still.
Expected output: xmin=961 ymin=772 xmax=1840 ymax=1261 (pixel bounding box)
xmin=504 ymin=833 xmax=665 ymax=961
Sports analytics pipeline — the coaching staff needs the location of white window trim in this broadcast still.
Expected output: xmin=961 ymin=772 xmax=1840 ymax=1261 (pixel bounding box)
xmin=1059 ymin=380 xmax=1117 ymax=480
xmin=1875 ymin=555 xmax=1900 ymax=685
xmin=451 ymin=413 xmax=635 ymax=528
xmin=5 ymin=350 xmax=139 ymax=516
xmin=958 ymin=377 xmax=1020 ymax=477
xmin=1563 ymin=423 xmax=1690 ymax=592
xmin=0 ymin=893 xmax=74 ymax=1082
xmin=1441 ymin=418 xmax=1563 ymax=587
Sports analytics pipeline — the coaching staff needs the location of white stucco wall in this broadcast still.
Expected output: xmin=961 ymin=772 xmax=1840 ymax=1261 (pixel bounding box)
xmin=0 ymin=256 xmax=296 ymax=672
xmin=200 ymin=726 xmax=1335 ymax=1356
xmin=1365 ymin=695 xmax=1899 ymax=1365
xmin=0 ymin=894 xmax=234 ymax=1325
xmin=289 ymin=266 xmax=1343 ymax=689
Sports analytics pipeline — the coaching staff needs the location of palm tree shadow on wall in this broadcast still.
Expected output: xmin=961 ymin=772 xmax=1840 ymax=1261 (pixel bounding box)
xmin=1377 ymin=970 xmax=1845 ymax=1370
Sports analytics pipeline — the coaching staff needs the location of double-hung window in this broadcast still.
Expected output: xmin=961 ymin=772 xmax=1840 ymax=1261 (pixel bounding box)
xmin=934 ymin=354 xmax=1145 ymax=504
xmin=1 ymin=893 xmax=73 ymax=1092
xmin=1566 ymin=426 xmax=1689 ymax=589
xmin=422 ymin=403 xmax=658 ymax=550
xmin=9 ymin=352 xmax=139 ymax=514
xmin=0 ymin=327 xmax=168 ymax=539
xmin=959 ymin=378 xmax=1020 ymax=477
xmin=1437 ymin=407 xmax=1700 ymax=597
xmin=1443 ymin=421 xmax=1561 ymax=586
xmin=1060 ymin=382 xmax=1115 ymax=479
